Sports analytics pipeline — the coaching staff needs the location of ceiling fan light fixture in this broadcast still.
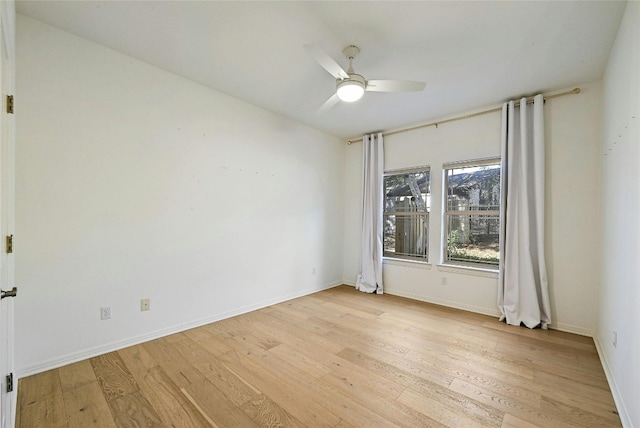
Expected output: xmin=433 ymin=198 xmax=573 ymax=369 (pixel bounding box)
xmin=336 ymin=75 xmax=365 ymax=102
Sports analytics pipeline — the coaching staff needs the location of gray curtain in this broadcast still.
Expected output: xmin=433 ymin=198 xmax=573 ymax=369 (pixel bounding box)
xmin=356 ymin=133 xmax=384 ymax=294
xmin=498 ymin=95 xmax=551 ymax=328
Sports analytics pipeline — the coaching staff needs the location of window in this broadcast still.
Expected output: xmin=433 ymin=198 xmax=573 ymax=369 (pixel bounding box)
xmin=443 ymin=158 xmax=501 ymax=268
xmin=383 ymin=167 xmax=430 ymax=261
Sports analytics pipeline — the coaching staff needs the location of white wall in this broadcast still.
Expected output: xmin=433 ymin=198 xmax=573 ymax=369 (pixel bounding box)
xmin=343 ymin=80 xmax=603 ymax=335
xmin=545 ymin=81 xmax=603 ymax=335
xmin=15 ymin=15 xmax=345 ymax=376
xmin=598 ymin=2 xmax=640 ymax=426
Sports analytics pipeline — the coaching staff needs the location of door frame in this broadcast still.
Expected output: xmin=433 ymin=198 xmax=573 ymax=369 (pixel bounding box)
xmin=0 ymin=1 xmax=16 ymax=427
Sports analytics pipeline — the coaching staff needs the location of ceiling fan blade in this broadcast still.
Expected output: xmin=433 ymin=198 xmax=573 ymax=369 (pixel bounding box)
xmin=318 ymin=94 xmax=340 ymax=114
xmin=366 ymin=80 xmax=426 ymax=92
xmin=304 ymin=44 xmax=349 ymax=80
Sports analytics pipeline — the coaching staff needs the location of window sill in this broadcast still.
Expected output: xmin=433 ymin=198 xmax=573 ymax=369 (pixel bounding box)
xmin=383 ymin=258 xmax=432 ymax=270
xmin=437 ymin=264 xmax=498 ymax=278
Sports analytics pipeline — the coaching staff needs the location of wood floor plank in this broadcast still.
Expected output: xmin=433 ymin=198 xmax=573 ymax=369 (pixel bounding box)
xmin=18 ymin=369 xmax=63 ymax=406
xmin=334 ymin=419 xmax=359 ymax=428
xmin=108 ymin=390 xmax=163 ymax=427
xmin=206 ymin=317 xmax=282 ymax=353
xmin=447 ymin=344 xmax=536 ymax=380
xmin=183 ymin=325 xmax=234 ymax=357
xmin=312 ymin=315 xmax=412 ymax=358
xmin=148 ymin=366 xmax=214 ymax=427
xmin=116 ymin=344 xmax=159 ymax=377
xmin=317 ymin=288 xmax=385 ymax=316
xmin=63 ymin=382 xmax=117 ymax=428
xmin=405 ymin=323 xmax=500 ymax=354
xmin=182 ymin=377 xmax=260 ymax=427
xmin=318 ymin=351 xmax=406 ymax=401
xmin=89 ymin=352 xmax=138 ymax=401
xmin=529 ymin=374 xmax=619 ymax=420
xmin=319 ymin=300 xmax=381 ymax=321
xmin=218 ymin=351 xmax=340 ymax=427
xmin=15 ymin=395 xmax=68 ymax=428
xmin=540 ymin=395 xmax=621 ymax=427
xmin=142 ymin=336 xmax=206 ymax=389
xmin=283 ymin=294 xmax=348 ymax=320
xmin=17 ymin=285 xmax=622 ymax=428
xmin=337 ymin=345 xmax=454 ymax=389
xmin=533 ymin=369 xmax=617 ymax=405
xmin=252 ymin=326 xmax=409 ymax=402
xmin=58 ymin=360 xmax=97 ymax=392
xmin=516 ymin=330 xmax=599 ymax=355
xmin=427 ymin=346 xmax=535 ymax=388
xmin=317 ymin=368 xmax=446 ymax=427
xmin=398 ymin=387 xmax=500 ymax=428
xmin=501 ymin=413 xmax=542 ymax=428
xmin=266 ymin=343 xmax=332 ymax=380
xmin=449 ymin=377 xmax=581 ymax=427
xmin=240 ymin=394 xmax=305 ymax=428
xmin=119 ymin=349 xmax=212 ymax=428
xmin=420 ymin=344 xmax=619 ymax=421
xmin=226 ymin=351 xmax=393 ymax=426
xmin=18 ymin=398 xmax=68 ymax=428
xmin=17 ymin=370 xmax=67 ymax=428
xmin=254 ymin=309 xmax=345 ymax=355
xmin=174 ymin=333 xmax=261 ymax=406
xmin=482 ymin=320 xmax=596 ymax=349
xmin=404 ymin=349 xmax=542 ymax=406
xmin=338 ymin=311 xmax=454 ymax=356
xmin=526 ymin=355 xmax=609 ymax=390
xmin=495 ymin=338 xmax=602 ymax=374
xmin=335 ymin=347 xmax=502 ymax=426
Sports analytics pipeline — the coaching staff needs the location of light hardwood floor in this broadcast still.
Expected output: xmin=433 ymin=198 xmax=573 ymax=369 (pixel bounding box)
xmin=17 ymin=285 xmax=621 ymax=427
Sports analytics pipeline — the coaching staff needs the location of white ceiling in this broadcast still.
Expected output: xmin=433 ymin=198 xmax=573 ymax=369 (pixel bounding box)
xmin=16 ymin=1 xmax=626 ymax=140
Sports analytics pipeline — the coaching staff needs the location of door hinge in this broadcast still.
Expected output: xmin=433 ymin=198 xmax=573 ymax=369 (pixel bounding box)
xmin=5 ymin=235 xmax=12 ymax=254
xmin=6 ymin=95 xmax=13 ymax=114
xmin=6 ymin=373 xmax=13 ymax=393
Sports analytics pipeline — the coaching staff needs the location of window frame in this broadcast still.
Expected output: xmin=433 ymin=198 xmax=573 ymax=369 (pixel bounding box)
xmin=382 ymin=166 xmax=431 ymax=263
xmin=441 ymin=157 xmax=501 ymax=270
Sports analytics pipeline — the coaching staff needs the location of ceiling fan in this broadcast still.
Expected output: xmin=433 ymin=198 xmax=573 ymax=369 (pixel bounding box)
xmin=304 ymin=44 xmax=426 ymax=112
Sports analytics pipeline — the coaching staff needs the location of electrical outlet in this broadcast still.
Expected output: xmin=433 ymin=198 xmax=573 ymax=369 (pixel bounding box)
xmin=141 ymin=298 xmax=150 ymax=311
xmin=101 ymin=306 xmax=111 ymax=320
xmin=613 ymin=331 xmax=618 ymax=348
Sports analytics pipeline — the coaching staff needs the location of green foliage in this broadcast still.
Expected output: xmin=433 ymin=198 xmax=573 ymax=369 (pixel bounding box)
xmin=447 ymin=229 xmax=499 ymax=265
xmin=447 ymin=229 xmax=461 ymax=254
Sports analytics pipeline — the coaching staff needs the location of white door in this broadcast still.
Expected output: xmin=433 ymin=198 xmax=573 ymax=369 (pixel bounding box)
xmin=0 ymin=1 xmax=15 ymax=427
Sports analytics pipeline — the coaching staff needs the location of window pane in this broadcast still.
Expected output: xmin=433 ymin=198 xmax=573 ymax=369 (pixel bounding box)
xmin=384 ymin=168 xmax=430 ymax=262
xmin=385 ymin=171 xmax=430 ymax=213
xmin=446 ymin=164 xmax=500 ymax=212
xmin=446 ymin=214 xmax=500 ymax=265
xmin=384 ymin=214 xmax=428 ymax=259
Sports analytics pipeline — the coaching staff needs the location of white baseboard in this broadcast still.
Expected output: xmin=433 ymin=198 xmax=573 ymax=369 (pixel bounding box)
xmin=18 ymin=281 xmax=342 ymax=378
xmin=550 ymin=322 xmax=593 ymax=337
xmin=383 ymin=288 xmax=502 ymax=318
xmin=383 ymin=289 xmax=596 ymax=337
xmin=593 ymin=336 xmax=631 ymax=427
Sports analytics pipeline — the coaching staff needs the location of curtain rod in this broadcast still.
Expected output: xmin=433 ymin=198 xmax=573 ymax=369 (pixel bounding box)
xmin=346 ymin=87 xmax=581 ymax=145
